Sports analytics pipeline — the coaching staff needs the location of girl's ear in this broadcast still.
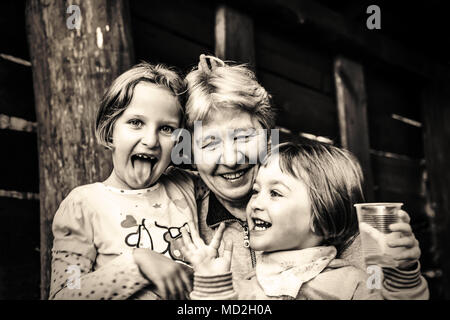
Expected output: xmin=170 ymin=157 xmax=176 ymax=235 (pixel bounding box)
xmin=106 ymin=136 xmax=114 ymax=150
xmin=309 ymin=218 xmax=319 ymax=234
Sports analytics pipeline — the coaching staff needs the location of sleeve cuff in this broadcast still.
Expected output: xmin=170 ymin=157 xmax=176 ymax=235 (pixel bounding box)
xmin=52 ymin=239 xmax=97 ymax=263
xmin=383 ymin=262 xmax=422 ymax=290
xmin=190 ymin=272 xmax=237 ymax=300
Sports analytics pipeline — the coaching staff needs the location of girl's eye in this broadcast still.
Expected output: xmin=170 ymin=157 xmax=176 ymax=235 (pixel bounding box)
xmin=128 ymin=119 xmax=143 ymax=128
xmin=160 ymin=126 xmax=175 ymax=135
xmin=270 ymin=190 xmax=282 ymax=197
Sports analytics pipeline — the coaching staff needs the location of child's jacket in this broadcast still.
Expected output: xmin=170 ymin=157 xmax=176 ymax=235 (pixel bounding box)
xmin=191 ymin=246 xmax=429 ymax=300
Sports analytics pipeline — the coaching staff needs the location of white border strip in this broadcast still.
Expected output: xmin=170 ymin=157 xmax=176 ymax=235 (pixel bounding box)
xmin=299 ymin=132 xmax=334 ymax=144
xmin=370 ymin=149 xmax=424 ymax=163
xmin=0 ymin=114 xmax=37 ymax=133
xmin=0 ymin=53 xmax=32 ymax=67
xmin=0 ymin=189 xmax=39 ymax=201
xmin=391 ymin=114 xmax=422 ymax=128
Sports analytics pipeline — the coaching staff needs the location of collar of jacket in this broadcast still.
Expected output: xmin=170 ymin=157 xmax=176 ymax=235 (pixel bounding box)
xmin=206 ymin=192 xmax=246 ymax=227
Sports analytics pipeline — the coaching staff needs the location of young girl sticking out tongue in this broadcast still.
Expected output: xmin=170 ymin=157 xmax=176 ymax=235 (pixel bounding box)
xmin=181 ymin=142 xmax=429 ymax=300
xmin=50 ymin=63 xmax=197 ymax=300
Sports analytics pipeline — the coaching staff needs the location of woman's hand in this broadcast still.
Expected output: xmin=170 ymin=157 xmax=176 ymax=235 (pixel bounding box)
xmin=180 ymin=222 xmax=233 ymax=276
xmin=133 ymin=248 xmax=192 ymax=299
xmin=386 ymin=210 xmax=422 ymax=270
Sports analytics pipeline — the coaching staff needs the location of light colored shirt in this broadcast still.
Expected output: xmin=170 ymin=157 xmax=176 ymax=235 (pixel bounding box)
xmin=50 ymin=167 xmax=196 ymax=300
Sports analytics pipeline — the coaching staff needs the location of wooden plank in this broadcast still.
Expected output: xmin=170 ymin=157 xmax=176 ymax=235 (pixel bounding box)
xmin=0 ymin=197 xmax=40 ymax=299
xmin=0 ymin=114 xmax=36 ymax=133
xmin=0 ymin=59 xmax=35 ymax=121
xmin=130 ymin=0 xmax=214 ymax=48
xmin=253 ymin=0 xmax=450 ymax=81
xmin=26 ymin=0 xmax=134 ymax=299
xmin=365 ymin=64 xmax=423 ymax=122
xmin=215 ymin=5 xmax=255 ymax=68
xmin=334 ymin=56 xmax=374 ymax=201
xmin=0 ymin=130 xmax=39 ymax=193
xmin=132 ymin=18 xmax=212 ymax=69
xmin=258 ymin=70 xmax=338 ymax=140
xmin=371 ymin=153 xmax=423 ymax=196
xmin=255 ymin=26 xmax=333 ymax=95
xmin=421 ymin=81 xmax=450 ymax=299
xmin=364 ymin=64 xmax=424 ymax=158
xmin=369 ymin=113 xmax=424 ymax=158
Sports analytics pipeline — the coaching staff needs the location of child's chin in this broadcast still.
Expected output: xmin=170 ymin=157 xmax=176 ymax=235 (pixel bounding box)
xmin=250 ymin=240 xmax=271 ymax=252
xmin=131 ymin=178 xmax=154 ymax=189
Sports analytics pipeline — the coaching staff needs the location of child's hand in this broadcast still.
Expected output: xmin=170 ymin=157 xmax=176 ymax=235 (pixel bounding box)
xmin=387 ymin=210 xmax=421 ymax=270
xmin=133 ymin=248 xmax=192 ymax=299
xmin=180 ymin=222 xmax=233 ymax=276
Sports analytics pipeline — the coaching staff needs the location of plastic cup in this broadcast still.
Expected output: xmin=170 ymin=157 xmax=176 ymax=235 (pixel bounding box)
xmin=354 ymin=202 xmax=403 ymax=267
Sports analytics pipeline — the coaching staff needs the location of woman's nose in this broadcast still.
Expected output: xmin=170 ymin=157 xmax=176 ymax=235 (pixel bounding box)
xmin=220 ymin=140 xmax=244 ymax=167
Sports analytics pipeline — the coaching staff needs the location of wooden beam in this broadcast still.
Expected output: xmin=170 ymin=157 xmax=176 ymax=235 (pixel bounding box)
xmin=421 ymin=81 xmax=450 ymax=299
xmin=215 ymin=5 xmax=255 ymax=68
xmin=25 ymin=0 xmax=134 ymax=299
xmin=255 ymin=0 xmax=450 ymax=81
xmin=334 ymin=56 xmax=374 ymax=201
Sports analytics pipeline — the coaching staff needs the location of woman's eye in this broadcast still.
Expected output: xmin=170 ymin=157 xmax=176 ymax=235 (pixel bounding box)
xmin=234 ymin=130 xmax=256 ymax=142
xmin=202 ymin=137 xmax=220 ymax=149
xmin=128 ymin=119 xmax=143 ymax=128
xmin=270 ymin=190 xmax=282 ymax=197
xmin=160 ymin=126 xmax=175 ymax=135
xmin=234 ymin=135 xmax=250 ymax=142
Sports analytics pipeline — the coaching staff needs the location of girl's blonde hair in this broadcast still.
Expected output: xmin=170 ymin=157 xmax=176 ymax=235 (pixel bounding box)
xmin=184 ymin=55 xmax=275 ymax=131
xmin=266 ymin=141 xmax=365 ymax=251
xmin=95 ymin=62 xmax=186 ymax=148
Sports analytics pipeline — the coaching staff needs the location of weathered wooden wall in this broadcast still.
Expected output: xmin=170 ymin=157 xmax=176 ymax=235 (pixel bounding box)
xmin=0 ymin=1 xmax=40 ymax=299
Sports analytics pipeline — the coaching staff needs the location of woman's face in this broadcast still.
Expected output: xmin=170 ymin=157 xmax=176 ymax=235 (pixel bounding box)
xmin=192 ymin=108 xmax=267 ymax=203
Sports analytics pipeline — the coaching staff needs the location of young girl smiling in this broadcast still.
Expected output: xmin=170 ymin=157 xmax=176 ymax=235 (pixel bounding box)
xmin=50 ymin=62 xmax=197 ymax=300
xmin=181 ymin=142 xmax=429 ymax=300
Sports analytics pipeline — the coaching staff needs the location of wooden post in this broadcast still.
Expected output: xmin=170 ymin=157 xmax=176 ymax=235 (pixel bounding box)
xmin=25 ymin=0 xmax=134 ymax=299
xmin=334 ymin=56 xmax=374 ymax=201
xmin=422 ymin=81 xmax=450 ymax=299
xmin=215 ymin=5 xmax=256 ymax=68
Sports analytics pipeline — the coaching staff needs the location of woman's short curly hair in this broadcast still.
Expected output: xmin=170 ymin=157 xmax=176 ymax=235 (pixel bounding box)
xmin=184 ymin=55 xmax=275 ymax=131
xmin=95 ymin=62 xmax=186 ymax=148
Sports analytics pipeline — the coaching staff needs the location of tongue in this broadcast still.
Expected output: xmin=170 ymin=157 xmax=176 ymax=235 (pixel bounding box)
xmin=133 ymin=158 xmax=152 ymax=186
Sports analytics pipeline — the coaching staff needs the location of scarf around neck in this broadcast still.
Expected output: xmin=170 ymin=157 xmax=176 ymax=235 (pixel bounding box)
xmin=256 ymin=246 xmax=337 ymax=298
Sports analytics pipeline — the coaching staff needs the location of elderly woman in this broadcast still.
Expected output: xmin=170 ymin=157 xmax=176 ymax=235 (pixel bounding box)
xmin=183 ymin=55 xmax=278 ymax=280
